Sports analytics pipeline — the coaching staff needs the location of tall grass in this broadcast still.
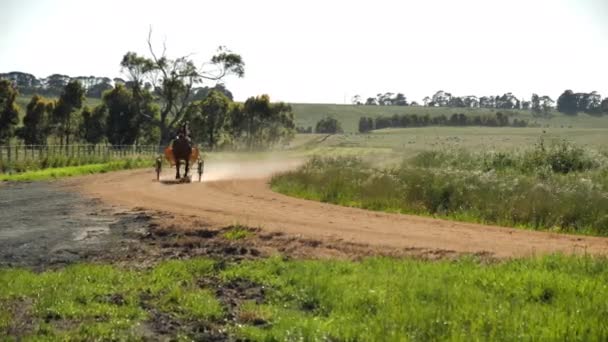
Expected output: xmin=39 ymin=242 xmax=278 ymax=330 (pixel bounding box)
xmin=271 ymin=141 xmax=608 ymax=235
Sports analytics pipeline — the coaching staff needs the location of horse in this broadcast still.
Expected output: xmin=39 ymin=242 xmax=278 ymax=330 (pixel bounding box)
xmin=171 ymin=135 xmax=193 ymax=179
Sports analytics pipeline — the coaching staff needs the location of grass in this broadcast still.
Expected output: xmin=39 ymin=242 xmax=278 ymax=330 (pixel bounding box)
xmin=223 ymin=255 xmax=608 ymax=341
xmin=0 ymin=158 xmax=151 ymax=181
xmin=0 ymin=259 xmax=217 ymax=340
xmin=2 ymin=255 xmax=608 ymax=340
xmin=222 ymin=225 xmax=254 ymax=240
xmin=272 ymin=141 xmax=608 ymax=235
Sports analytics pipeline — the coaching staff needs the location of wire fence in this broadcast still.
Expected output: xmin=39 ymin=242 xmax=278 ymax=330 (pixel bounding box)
xmin=0 ymin=144 xmax=159 ymax=163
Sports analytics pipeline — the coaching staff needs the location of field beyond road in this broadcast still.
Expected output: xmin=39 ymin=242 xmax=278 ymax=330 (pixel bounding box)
xmin=68 ymin=161 xmax=608 ymax=258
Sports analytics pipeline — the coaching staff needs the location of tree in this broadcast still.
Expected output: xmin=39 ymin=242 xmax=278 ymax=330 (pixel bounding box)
xmin=365 ymin=97 xmax=377 ymax=105
xmin=358 ymin=116 xmax=374 ymax=133
xmin=557 ymin=90 xmax=578 ymax=115
xmin=52 ymin=80 xmax=85 ymax=145
xmin=431 ymin=90 xmax=451 ymax=107
xmin=601 ymin=98 xmax=608 ymax=114
xmin=531 ymin=94 xmax=541 ymax=114
xmin=191 ymin=83 xmax=234 ymax=102
xmin=120 ymin=29 xmax=244 ymax=148
xmin=351 ymin=95 xmax=362 ymax=105
xmin=393 ymin=93 xmax=408 ymax=106
xmin=187 ymin=90 xmax=231 ymax=149
xmin=540 ymin=96 xmax=554 ymax=114
xmin=422 ymin=96 xmax=431 ymax=106
xmin=0 ymin=80 xmax=20 ymax=144
xmin=18 ymin=94 xmax=53 ymax=145
xmin=86 ymin=78 xmax=113 ymax=98
xmin=103 ymin=84 xmax=140 ymax=146
xmin=234 ymin=95 xmax=295 ymax=149
xmin=315 ymin=117 xmax=343 ymax=134
xmin=80 ymin=105 xmax=107 ymax=144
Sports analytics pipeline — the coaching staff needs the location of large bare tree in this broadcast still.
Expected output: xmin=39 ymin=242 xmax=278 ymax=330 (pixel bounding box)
xmin=120 ymin=29 xmax=245 ymax=147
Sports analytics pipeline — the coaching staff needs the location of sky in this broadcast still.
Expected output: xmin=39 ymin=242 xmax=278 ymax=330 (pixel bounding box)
xmin=1 ymin=0 xmax=607 ymax=104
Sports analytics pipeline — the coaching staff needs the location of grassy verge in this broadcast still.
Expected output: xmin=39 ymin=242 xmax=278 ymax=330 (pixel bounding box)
xmin=0 ymin=158 xmax=151 ymax=181
xmin=2 ymin=255 xmax=608 ymax=340
xmin=271 ymin=141 xmax=608 ymax=235
xmin=0 ymin=259 xmax=217 ymax=340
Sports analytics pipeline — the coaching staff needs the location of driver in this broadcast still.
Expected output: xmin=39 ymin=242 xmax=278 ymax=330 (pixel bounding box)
xmin=176 ymin=121 xmax=192 ymax=143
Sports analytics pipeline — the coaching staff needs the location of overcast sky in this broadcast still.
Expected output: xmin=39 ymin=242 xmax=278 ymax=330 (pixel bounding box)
xmin=1 ymin=0 xmax=607 ymax=103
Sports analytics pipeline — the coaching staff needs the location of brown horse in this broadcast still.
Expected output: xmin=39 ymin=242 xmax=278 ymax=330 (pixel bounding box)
xmin=171 ymin=135 xmax=193 ymax=179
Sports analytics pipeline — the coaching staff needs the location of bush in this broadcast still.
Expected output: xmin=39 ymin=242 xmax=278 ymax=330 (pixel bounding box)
xmin=315 ymin=117 xmax=343 ymax=134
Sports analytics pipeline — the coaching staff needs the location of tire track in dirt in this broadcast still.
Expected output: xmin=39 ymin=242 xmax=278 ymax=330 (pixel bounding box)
xmin=69 ymin=160 xmax=608 ymax=258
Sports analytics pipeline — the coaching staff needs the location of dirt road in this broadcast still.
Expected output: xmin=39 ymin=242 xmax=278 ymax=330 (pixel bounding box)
xmin=72 ymin=160 xmax=608 ymax=258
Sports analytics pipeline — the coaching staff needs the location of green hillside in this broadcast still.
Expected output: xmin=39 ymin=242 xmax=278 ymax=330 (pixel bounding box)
xmin=290 ymin=103 xmax=608 ymax=132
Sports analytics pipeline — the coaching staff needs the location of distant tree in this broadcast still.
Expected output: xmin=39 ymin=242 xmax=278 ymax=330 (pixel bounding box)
xmin=462 ymin=96 xmax=479 ymax=108
xmin=120 ymin=30 xmax=244 ymax=148
xmin=479 ymin=96 xmax=495 ymax=108
xmin=191 ymin=83 xmax=234 ymax=102
xmin=448 ymin=96 xmax=466 ymax=108
xmin=496 ymin=93 xmax=519 ymax=109
xmin=315 ymin=117 xmax=343 ymax=134
xmin=52 ymin=80 xmax=85 ymax=145
xmin=233 ymin=94 xmax=295 ymax=149
xmin=0 ymin=80 xmax=20 ymax=144
xmin=80 ymin=105 xmax=107 ymax=144
xmin=540 ymin=96 xmax=554 ymax=114
xmin=86 ymin=78 xmax=113 ymax=98
xmin=187 ymin=90 xmax=231 ymax=149
xmin=431 ymin=90 xmax=451 ymax=107
xmin=557 ymin=90 xmax=578 ymax=115
xmin=422 ymin=96 xmax=431 ymax=106
xmin=531 ymin=94 xmax=542 ymax=114
xmin=376 ymin=93 xmax=394 ymax=106
xmin=393 ymin=93 xmax=408 ymax=106
xmin=410 ymin=101 xmax=420 ymax=106
xmin=601 ymin=98 xmax=608 ymax=114
xmin=358 ymin=116 xmax=374 ymax=133
xmin=18 ymin=94 xmax=53 ymax=145
xmin=351 ymin=95 xmax=363 ymax=105
xmin=45 ymin=74 xmax=71 ymax=96
xmin=365 ymin=97 xmax=377 ymax=105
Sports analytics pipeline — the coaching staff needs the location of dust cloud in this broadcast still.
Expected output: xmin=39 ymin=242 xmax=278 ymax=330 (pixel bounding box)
xmin=159 ymin=156 xmax=303 ymax=183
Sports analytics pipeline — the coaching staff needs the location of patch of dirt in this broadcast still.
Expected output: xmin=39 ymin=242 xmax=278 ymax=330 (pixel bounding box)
xmin=1 ymin=298 xmax=35 ymax=338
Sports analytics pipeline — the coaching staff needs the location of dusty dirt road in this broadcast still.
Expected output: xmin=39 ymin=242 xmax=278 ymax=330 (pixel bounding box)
xmin=71 ymin=159 xmax=608 ymax=258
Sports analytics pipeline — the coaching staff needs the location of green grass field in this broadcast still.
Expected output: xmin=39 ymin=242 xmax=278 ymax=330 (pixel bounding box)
xmin=290 ymin=103 xmax=608 ymax=132
xmin=2 ymin=255 xmax=608 ymax=340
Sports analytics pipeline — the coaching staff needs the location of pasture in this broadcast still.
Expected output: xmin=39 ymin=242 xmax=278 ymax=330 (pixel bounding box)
xmin=3 ymin=101 xmax=608 ymax=340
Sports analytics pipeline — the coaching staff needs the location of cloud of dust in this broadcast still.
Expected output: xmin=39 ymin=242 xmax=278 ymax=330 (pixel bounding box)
xmin=199 ymin=155 xmax=304 ymax=182
xmin=154 ymin=153 xmax=305 ymax=182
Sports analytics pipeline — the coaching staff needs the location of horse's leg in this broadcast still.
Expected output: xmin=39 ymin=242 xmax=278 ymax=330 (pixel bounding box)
xmin=185 ymin=159 xmax=190 ymax=178
xmin=176 ymin=160 xmax=181 ymax=179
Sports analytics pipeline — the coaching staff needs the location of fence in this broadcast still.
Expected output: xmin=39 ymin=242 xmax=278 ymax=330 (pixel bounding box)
xmin=0 ymin=144 xmax=159 ymax=164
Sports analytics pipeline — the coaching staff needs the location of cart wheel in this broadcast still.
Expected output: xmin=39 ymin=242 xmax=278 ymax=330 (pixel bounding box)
xmin=197 ymin=159 xmax=204 ymax=182
xmin=155 ymin=157 xmax=162 ymax=181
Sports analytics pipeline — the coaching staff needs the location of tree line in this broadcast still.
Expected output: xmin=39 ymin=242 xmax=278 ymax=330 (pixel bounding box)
xmin=353 ymin=90 xmax=608 ymax=116
xmin=358 ymin=112 xmax=529 ymax=133
xmin=0 ymin=80 xmax=295 ymax=150
xmin=0 ymin=34 xmax=296 ymax=150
